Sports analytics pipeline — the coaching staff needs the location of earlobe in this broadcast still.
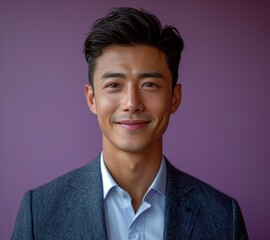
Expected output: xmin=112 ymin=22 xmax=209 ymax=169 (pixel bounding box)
xmin=170 ymin=83 xmax=182 ymax=114
xmin=84 ymin=84 xmax=97 ymax=114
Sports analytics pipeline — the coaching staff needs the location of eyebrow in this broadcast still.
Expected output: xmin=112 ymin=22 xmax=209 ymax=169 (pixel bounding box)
xmin=101 ymin=72 xmax=126 ymax=80
xmin=138 ymin=72 xmax=165 ymax=79
xmin=101 ymin=71 xmax=165 ymax=80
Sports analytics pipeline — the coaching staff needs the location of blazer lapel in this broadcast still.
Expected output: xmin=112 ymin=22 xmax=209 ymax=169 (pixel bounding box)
xmin=64 ymin=156 xmax=107 ymax=239
xmin=163 ymin=161 xmax=202 ymax=240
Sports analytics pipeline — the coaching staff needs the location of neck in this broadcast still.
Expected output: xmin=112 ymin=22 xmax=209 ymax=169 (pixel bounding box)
xmin=102 ymin=138 xmax=163 ymax=212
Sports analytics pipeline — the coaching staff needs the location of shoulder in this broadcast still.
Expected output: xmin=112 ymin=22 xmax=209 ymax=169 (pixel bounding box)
xmin=13 ymin=156 xmax=104 ymax=239
xmin=165 ymin=161 xmax=248 ymax=238
xmin=166 ymin=160 xmax=235 ymax=208
xmin=31 ymin=156 xmax=101 ymax=203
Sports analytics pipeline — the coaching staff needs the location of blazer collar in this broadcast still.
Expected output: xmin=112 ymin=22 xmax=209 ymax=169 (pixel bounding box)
xmin=163 ymin=160 xmax=202 ymax=240
xmin=65 ymin=156 xmax=107 ymax=240
xmin=61 ymin=156 xmax=201 ymax=239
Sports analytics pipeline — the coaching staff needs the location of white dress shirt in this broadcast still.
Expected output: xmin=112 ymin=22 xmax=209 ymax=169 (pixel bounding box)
xmin=100 ymin=152 xmax=166 ymax=240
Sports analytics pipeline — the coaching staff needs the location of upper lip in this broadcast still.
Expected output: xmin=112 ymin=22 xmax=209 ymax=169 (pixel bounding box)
xmin=116 ymin=119 xmax=150 ymax=125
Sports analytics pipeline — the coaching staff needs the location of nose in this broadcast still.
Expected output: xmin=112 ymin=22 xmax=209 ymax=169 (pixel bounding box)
xmin=121 ymin=85 xmax=144 ymax=113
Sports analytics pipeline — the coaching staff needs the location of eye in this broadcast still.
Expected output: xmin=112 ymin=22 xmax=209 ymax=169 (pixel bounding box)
xmin=142 ymin=82 xmax=159 ymax=88
xmin=105 ymin=82 xmax=121 ymax=88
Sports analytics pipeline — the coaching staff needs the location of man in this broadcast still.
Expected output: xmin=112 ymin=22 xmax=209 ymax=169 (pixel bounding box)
xmin=12 ymin=7 xmax=248 ymax=239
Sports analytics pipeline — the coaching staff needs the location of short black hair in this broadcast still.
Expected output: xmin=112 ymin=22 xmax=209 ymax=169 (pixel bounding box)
xmin=83 ymin=7 xmax=184 ymax=88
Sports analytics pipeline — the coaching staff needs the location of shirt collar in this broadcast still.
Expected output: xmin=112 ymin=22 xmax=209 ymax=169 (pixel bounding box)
xmin=100 ymin=152 xmax=117 ymax=199
xmin=100 ymin=152 xmax=167 ymax=199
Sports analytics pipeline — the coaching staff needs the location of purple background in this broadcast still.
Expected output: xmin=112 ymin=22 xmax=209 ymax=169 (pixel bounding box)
xmin=1 ymin=0 xmax=269 ymax=239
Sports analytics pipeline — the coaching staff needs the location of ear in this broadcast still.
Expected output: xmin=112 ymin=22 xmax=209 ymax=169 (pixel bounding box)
xmin=170 ymin=83 xmax=182 ymax=114
xmin=84 ymin=84 xmax=97 ymax=115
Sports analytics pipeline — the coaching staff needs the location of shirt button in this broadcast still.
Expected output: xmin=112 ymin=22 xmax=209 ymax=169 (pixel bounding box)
xmin=119 ymin=192 xmax=124 ymax=198
xmin=129 ymin=232 xmax=138 ymax=239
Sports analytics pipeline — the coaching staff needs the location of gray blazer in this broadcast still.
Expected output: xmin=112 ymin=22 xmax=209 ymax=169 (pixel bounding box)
xmin=12 ymin=156 xmax=248 ymax=239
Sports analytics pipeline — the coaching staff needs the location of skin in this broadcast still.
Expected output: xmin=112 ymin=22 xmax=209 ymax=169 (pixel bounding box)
xmin=85 ymin=45 xmax=181 ymax=212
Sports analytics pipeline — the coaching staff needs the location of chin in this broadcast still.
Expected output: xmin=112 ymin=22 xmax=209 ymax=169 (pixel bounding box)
xmin=116 ymin=143 xmax=150 ymax=153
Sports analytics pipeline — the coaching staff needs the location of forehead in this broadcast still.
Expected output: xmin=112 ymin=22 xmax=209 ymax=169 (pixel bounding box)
xmin=94 ymin=45 xmax=170 ymax=77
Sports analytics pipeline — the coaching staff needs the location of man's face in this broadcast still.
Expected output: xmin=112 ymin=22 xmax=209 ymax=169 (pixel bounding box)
xmin=85 ymin=45 xmax=181 ymax=154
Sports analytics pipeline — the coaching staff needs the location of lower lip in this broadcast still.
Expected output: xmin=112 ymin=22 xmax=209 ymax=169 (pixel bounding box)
xmin=118 ymin=122 xmax=148 ymax=131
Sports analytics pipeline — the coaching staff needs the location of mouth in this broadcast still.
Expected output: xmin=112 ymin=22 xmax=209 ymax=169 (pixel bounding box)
xmin=116 ymin=119 xmax=150 ymax=131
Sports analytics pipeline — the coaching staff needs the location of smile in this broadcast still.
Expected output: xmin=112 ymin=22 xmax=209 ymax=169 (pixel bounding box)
xmin=116 ymin=120 xmax=150 ymax=131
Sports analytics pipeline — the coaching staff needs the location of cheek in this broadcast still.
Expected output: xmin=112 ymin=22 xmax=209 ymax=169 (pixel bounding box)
xmin=96 ymin=94 xmax=119 ymax=116
xmin=145 ymin=95 xmax=171 ymax=114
